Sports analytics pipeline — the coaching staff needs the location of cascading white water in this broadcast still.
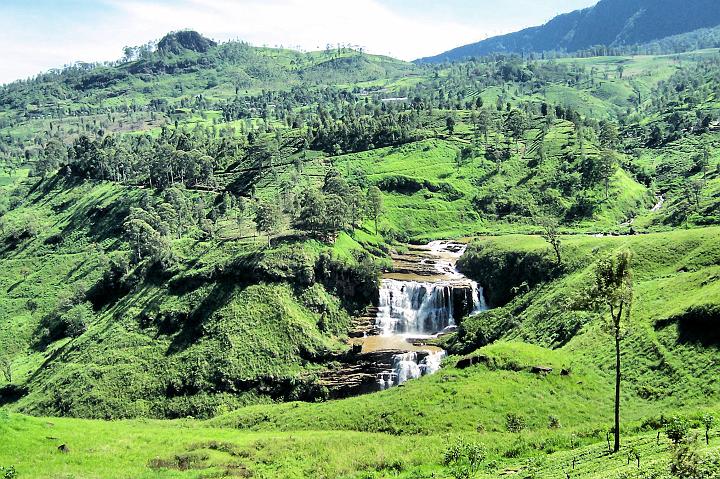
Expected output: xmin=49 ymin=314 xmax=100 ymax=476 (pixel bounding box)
xmin=373 ymin=241 xmax=488 ymax=391
xmin=470 ymin=280 xmax=488 ymax=314
xmin=376 ymin=279 xmax=487 ymax=336
xmin=377 ymin=351 xmax=447 ymax=390
xmin=376 ymin=280 xmax=455 ymax=336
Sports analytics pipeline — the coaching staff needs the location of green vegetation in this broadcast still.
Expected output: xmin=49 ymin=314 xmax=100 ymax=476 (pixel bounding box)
xmin=0 ymin=27 xmax=719 ymax=479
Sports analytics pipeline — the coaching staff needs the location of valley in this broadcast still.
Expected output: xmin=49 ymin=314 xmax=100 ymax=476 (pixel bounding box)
xmin=0 ymin=1 xmax=719 ymax=477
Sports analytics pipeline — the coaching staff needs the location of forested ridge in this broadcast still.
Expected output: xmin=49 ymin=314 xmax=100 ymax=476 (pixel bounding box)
xmin=418 ymin=0 xmax=720 ymax=63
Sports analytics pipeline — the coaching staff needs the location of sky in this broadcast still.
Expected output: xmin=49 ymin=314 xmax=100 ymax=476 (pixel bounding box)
xmin=0 ymin=0 xmax=599 ymax=84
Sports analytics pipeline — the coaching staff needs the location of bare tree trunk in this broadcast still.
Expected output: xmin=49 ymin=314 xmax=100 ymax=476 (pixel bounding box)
xmin=614 ymin=332 xmax=621 ymax=452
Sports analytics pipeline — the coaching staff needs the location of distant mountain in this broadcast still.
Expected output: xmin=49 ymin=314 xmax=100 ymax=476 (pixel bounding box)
xmin=417 ymin=0 xmax=720 ymax=63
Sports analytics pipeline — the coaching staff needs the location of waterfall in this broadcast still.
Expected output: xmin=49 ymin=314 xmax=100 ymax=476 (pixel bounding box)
xmin=376 ymin=279 xmax=487 ymax=336
xmin=376 ymin=279 xmax=455 ymax=336
xmin=377 ymin=351 xmax=447 ymax=390
xmin=372 ymin=241 xmax=489 ymax=392
xmin=470 ymin=280 xmax=488 ymax=314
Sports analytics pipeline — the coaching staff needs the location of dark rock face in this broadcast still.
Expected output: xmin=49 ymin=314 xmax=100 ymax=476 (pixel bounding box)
xmin=348 ymin=307 xmax=381 ymax=338
xmin=531 ymin=366 xmax=553 ymax=375
xmin=456 ymin=355 xmax=488 ymax=369
xmin=158 ymin=31 xmax=217 ymax=55
xmin=452 ymin=285 xmax=475 ymax=321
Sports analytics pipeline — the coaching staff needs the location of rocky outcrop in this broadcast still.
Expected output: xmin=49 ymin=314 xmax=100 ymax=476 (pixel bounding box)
xmin=348 ymin=307 xmax=381 ymax=338
xmin=452 ymin=283 xmax=476 ymax=321
xmin=318 ymin=350 xmax=432 ymax=398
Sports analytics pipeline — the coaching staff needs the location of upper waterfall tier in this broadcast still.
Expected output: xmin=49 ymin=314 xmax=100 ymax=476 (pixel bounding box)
xmin=376 ymin=278 xmax=486 ymax=337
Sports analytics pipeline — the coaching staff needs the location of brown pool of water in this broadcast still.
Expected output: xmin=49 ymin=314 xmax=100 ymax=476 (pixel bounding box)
xmin=350 ymin=335 xmax=443 ymax=354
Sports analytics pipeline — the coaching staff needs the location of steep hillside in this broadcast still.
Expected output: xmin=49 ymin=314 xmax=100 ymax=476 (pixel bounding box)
xmin=418 ymin=0 xmax=720 ymax=63
xmin=0 ymin=174 xmax=386 ymax=418
xmin=2 ymin=40 xmax=720 ymax=420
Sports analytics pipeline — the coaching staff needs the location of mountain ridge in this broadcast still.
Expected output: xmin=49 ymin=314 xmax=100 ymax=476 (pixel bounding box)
xmin=417 ymin=0 xmax=720 ymax=63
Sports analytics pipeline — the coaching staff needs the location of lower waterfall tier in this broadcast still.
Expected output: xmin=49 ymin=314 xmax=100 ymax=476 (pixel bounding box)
xmin=377 ymin=351 xmax=447 ymax=390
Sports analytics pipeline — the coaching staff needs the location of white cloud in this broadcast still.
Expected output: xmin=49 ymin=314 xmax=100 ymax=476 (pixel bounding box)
xmin=110 ymin=0 xmax=482 ymax=59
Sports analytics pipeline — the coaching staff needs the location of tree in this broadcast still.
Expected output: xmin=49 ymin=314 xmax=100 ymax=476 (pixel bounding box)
xmin=702 ymin=414 xmax=715 ymax=445
xmin=598 ymin=150 xmax=619 ymax=200
xmin=254 ymin=200 xmax=282 ymax=246
xmin=297 ymin=187 xmax=327 ymax=237
xmin=60 ymin=302 xmax=93 ymax=338
xmin=505 ymin=109 xmax=527 ymax=152
xmin=446 ymin=115 xmax=456 ymax=135
xmin=537 ymin=215 xmax=562 ymax=266
xmin=323 ymin=193 xmax=348 ymax=240
xmin=347 ymin=185 xmax=365 ymax=231
xmin=686 ymin=178 xmax=705 ymax=209
xmin=587 ymin=250 xmax=634 ymax=453
xmin=475 ymin=109 xmax=492 ymax=143
xmin=36 ymin=139 xmax=67 ymax=177
xmin=124 ymin=218 xmax=160 ymax=262
xmin=665 ymin=416 xmax=690 ymax=445
xmin=366 ymin=186 xmax=383 ymax=235
xmin=123 ymin=208 xmax=173 ymax=267
xmin=599 ymin=122 xmax=620 ymax=149
xmin=697 ymin=148 xmax=710 ymax=178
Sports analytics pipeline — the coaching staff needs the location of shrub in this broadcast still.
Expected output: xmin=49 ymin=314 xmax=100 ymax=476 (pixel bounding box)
xmin=503 ymin=436 xmax=529 ymax=458
xmin=548 ymin=415 xmax=562 ymax=429
xmin=666 ymin=416 xmax=690 ymax=444
xmin=0 ymin=466 xmax=16 ymax=479
xmin=443 ymin=438 xmax=486 ymax=479
xmin=60 ymin=302 xmax=93 ymax=338
xmin=506 ymin=412 xmax=527 ymax=433
xmin=670 ymin=436 xmax=720 ymax=478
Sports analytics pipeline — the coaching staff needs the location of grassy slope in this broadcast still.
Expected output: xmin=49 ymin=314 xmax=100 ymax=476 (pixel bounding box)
xmin=0 ymin=191 xmax=717 ymax=476
xmin=458 ymin=228 xmax=720 ymax=407
xmin=0 ymin=228 xmax=702 ymax=477
xmin=4 ymin=413 xmax=719 ymax=478
xmin=332 ymin=118 xmax=653 ymax=241
xmin=0 ymin=176 xmax=372 ymax=418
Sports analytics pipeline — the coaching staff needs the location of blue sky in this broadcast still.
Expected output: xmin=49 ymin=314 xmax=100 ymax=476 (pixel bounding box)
xmin=0 ymin=0 xmax=599 ymax=84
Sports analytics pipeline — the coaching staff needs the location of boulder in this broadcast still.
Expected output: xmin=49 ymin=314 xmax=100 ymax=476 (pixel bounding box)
xmin=531 ymin=366 xmax=553 ymax=375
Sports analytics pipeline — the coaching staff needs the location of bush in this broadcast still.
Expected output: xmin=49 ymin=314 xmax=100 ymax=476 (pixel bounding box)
xmin=503 ymin=436 xmax=529 ymax=458
xmin=60 ymin=302 xmax=93 ymax=338
xmin=548 ymin=415 xmax=562 ymax=429
xmin=666 ymin=416 xmax=690 ymax=444
xmin=506 ymin=412 xmax=527 ymax=433
xmin=443 ymin=438 xmax=486 ymax=479
xmin=37 ymin=297 xmax=95 ymax=346
xmin=0 ymin=466 xmax=16 ymax=479
xmin=457 ymin=242 xmax=559 ymax=307
xmin=670 ymin=436 xmax=720 ymax=478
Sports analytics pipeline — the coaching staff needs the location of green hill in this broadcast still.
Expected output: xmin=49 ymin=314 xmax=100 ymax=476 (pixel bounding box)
xmin=0 ymin=30 xmax=720 ymax=479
